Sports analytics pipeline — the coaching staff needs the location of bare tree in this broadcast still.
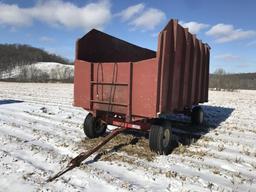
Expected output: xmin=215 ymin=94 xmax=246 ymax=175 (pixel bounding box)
xmin=214 ymin=68 xmax=226 ymax=75
xmin=17 ymin=66 xmax=29 ymax=81
xmin=213 ymin=68 xmax=226 ymax=90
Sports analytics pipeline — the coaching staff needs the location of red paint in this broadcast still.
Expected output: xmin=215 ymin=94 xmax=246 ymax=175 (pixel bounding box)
xmin=74 ymin=19 xmax=210 ymax=123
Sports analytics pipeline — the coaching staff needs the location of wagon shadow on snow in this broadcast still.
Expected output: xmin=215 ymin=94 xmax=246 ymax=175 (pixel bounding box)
xmin=0 ymin=99 xmax=24 ymax=105
xmin=167 ymin=105 xmax=234 ymax=147
xmin=84 ymin=105 xmax=234 ymax=163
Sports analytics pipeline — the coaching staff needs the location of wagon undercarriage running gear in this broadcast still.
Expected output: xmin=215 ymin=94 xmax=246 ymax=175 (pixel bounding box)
xmin=191 ymin=106 xmax=204 ymax=125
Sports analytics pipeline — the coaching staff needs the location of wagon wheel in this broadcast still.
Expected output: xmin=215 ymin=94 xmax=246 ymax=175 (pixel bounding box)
xmin=191 ymin=106 xmax=204 ymax=125
xmin=149 ymin=121 xmax=172 ymax=155
xmin=83 ymin=113 xmax=107 ymax=138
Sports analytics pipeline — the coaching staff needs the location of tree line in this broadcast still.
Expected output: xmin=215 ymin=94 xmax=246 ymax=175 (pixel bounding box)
xmin=0 ymin=44 xmax=71 ymax=72
xmin=15 ymin=65 xmax=74 ymax=83
xmin=209 ymin=68 xmax=256 ymax=90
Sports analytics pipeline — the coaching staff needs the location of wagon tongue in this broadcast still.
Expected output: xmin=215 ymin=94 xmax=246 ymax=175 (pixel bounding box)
xmin=46 ymin=127 xmax=126 ymax=182
xmin=47 ymin=166 xmax=75 ymax=182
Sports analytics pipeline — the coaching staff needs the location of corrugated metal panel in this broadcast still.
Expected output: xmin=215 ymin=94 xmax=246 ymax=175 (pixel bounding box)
xmin=156 ymin=20 xmax=210 ymax=114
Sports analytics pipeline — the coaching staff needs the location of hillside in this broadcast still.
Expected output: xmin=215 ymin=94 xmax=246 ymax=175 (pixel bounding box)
xmin=0 ymin=44 xmax=71 ymax=72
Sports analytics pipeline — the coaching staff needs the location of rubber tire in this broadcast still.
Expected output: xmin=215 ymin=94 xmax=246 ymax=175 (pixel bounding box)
xmin=149 ymin=121 xmax=172 ymax=155
xmin=191 ymin=106 xmax=204 ymax=125
xmin=83 ymin=113 xmax=107 ymax=138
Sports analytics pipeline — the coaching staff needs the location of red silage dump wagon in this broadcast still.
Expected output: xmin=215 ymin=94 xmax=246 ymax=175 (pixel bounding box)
xmin=74 ymin=19 xmax=210 ymax=154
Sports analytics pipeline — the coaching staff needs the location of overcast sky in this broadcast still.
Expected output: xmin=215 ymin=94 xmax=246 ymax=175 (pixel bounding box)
xmin=0 ymin=0 xmax=255 ymax=73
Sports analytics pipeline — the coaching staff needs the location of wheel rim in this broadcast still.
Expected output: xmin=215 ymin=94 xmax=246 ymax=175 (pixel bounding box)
xmin=162 ymin=128 xmax=171 ymax=148
xmin=94 ymin=119 xmax=106 ymax=135
xmin=94 ymin=119 xmax=102 ymax=134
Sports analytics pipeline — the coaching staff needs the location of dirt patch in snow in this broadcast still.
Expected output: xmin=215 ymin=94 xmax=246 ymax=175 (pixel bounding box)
xmin=77 ymin=131 xmax=156 ymax=161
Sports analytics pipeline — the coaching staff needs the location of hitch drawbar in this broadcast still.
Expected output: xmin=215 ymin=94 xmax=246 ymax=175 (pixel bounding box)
xmin=47 ymin=127 xmax=126 ymax=182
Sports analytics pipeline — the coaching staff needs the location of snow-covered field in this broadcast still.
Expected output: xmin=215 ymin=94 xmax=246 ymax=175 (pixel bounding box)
xmin=0 ymin=82 xmax=255 ymax=192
